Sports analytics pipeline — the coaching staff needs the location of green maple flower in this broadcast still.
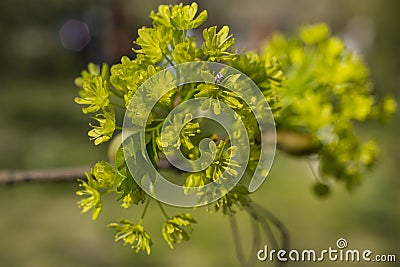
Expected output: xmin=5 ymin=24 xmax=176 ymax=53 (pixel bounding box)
xmin=76 ymin=173 xmax=102 ymax=220
xmin=88 ymin=108 xmax=116 ymax=145
xmin=110 ymin=55 xmax=153 ymax=94
xmin=150 ymin=2 xmax=208 ymax=31
xmin=157 ymin=113 xmax=200 ymax=152
xmin=214 ymin=185 xmax=250 ymax=215
xmin=162 ymin=213 xmax=197 ymax=249
xmin=75 ymin=63 xmax=110 ymax=114
xmin=262 ymin=23 xmax=396 ymax=190
xmin=134 ymin=26 xmax=173 ymax=64
xmin=183 ymin=172 xmax=209 ymax=195
xmin=108 ymin=219 xmax=153 ymax=254
xmin=379 ymin=96 xmax=397 ymax=122
xmin=172 ymin=37 xmax=203 ymax=63
xmin=91 ymin=161 xmax=114 ymax=188
xmin=195 ymin=83 xmax=243 ymax=115
xmin=205 ymin=140 xmax=240 ymax=182
xmin=202 ymin=26 xmax=236 ymax=61
xmin=120 ymin=186 xmax=147 ymax=208
xmin=299 ymin=23 xmax=330 ymax=45
xmin=72 ymin=2 xmax=398 ymax=253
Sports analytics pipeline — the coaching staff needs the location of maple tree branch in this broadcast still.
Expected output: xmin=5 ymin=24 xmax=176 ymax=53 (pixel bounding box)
xmin=0 ymin=165 xmax=91 ymax=185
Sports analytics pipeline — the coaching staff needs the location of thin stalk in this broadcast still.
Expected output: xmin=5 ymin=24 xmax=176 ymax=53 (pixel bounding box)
xmin=306 ymin=159 xmax=326 ymax=184
xmin=145 ymin=123 xmax=163 ymax=132
xmin=182 ymin=29 xmax=187 ymax=41
xmin=157 ymin=201 xmax=169 ymax=219
xmin=181 ymin=83 xmax=197 ymax=102
xmin=228 ymin=214 xmax=247 ymax=267
xmin=247 ymin=212 xmax=261 ymax=267
xmin=151 ymin=130 xmax=158 ymax=161
xmin=246 ymin=203 xmax=289 ymax=267
xmin=163 ymin=53 xmax=175 ymax=67
xmin=138 ymin=198 xmax=151 ymax=225
xmin=100 ymin=188 xmax=115 ymax=195
xmin=249 ymin=202 xmax=290 ymax=251
xmin=109 ymin=87 xmax=124 ymax=98
xmin=246 ymin=205 xmax=279 ymax=254
xmin=110 ymin=101 xmax=125 ymax=109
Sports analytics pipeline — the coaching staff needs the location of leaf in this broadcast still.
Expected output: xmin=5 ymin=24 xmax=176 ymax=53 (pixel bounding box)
xmin=113 ymin=145 xmax=146 ymax=202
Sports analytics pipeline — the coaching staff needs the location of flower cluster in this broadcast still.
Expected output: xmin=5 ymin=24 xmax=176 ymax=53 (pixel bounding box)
xmin=162 ymin=213 xmax=197 ymax=249
xmin=108 ymin=219 xmax=153 ymax=255
xmin=74 ymin=2 xmax=396 ymax=255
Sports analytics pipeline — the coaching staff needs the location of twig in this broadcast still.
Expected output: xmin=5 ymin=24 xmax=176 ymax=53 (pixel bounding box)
xmin=0 ymin=165 xmax=91 ymax=185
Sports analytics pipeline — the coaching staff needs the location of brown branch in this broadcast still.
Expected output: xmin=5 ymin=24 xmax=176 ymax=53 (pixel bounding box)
xmin=0 ymin=131 xmax=320 ymax=185
xmin=0 ymin=165 xmax=91 ymax=185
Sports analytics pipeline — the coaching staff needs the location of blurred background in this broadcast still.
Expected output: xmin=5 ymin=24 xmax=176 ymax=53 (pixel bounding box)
xmin=0 ymin=0 xmax=399 ymax=266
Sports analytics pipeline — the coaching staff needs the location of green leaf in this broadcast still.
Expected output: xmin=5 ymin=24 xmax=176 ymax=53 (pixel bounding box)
xmin=113 ymin=145 xmax=146 ymax=203
xmin=113 ymin=146 xmax=133 ymax=195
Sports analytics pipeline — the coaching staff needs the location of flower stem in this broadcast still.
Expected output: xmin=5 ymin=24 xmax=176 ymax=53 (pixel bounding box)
xmin=248 ymin=213 xmax=261 ymax=267
xmin=139 ymin=198 xmax=151 ymax=225
xmin=181 ymin=83 xmax=197 ymax=102
xmin=248 ymin=202 xmax=290 ymax=252
xmin=229 ymin=214 xmax=247 ymax=267
xmin=145 ymin=122 xmax=163 ymax=132
xmin=306 ymin=159 xmax=327 ymax=184
xmin=109 ymin=87 xmax=124 ymax=99
xmin=157 ymin=201 xmax=169 ymax=219
xmin=110 ymin=101 xmax=125 ymax=109
xmin=163 ymin=53 xmax=175 ymax=67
